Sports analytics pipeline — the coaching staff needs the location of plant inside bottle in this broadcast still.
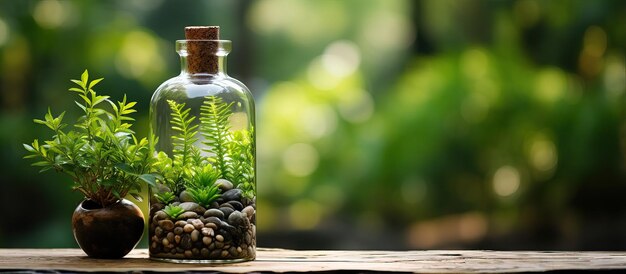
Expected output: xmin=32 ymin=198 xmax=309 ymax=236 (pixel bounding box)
xmin=149 ymin=25 xmax=256 ymax=262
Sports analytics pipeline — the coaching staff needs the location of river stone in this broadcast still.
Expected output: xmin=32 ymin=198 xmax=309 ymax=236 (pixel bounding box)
xmin=228 ymin=211 xmax=248 ymax=228
xmin=203 ymin=236 xmax=212 ymax=246
xmin=183 ymin=224 xmax=195 ymax=233
xmin=180 ymin=234 xmax=192 ymax=249
xmin=205 ymin=222 xmax=218 ymax=230
xmin=171 ymin=202 xmax=181 ymax=206
xmin=226 ymin=201 xmax=244 ymax=211
xmin=153 ymin=210 xmax=168 ymax=221
xmin=174 ymin=235 xmax=181 ymax=244
xmin=219 ymin=207 xmax=234 ymax=219
xmin=222 ymin=189 xmax=242 ymax=202
xmin=215 ymin=234 xmax=224 ymax=242
xmin=167 ymin=232 xmax=175 ymax=243
xmin=158 ymin=220 xmax=175 ymax=231
xmin=175 ymin=220 xmax=187 ymax=227
xmin=216 ymin=179 xmax=234 ymax=191
xmin=205 ymin=217 xmax=222 ymax=227
xmin=201 ymin=248 xmax=209 ymax=257
xmin=201 ymin=227 xmax=214 ymax=236
xmin=191 ymin=229 xmax=200 ymax=242
xmin=179 ymin=202 xmax=205 ymax=214
xmin=191 ymin=219 xmax=204 ymax=229
xmin=155 ymin=227 xmax=164 ymax=237
xmin=242 ymin=206 xmax=255 ymax=219
xmin=174 ymin=226 xmax=183 ymax=235
xmin=177 ymin=211 xmax=199 ymax=220
xmin=179 ymin=190 xmax=194 ymax=203
xmin=204 ymin=208 xmax=225 ymax=219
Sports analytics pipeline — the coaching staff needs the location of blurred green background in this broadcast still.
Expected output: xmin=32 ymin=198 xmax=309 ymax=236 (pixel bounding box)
xmin=1 ymin=0 xmax=624 ymax=250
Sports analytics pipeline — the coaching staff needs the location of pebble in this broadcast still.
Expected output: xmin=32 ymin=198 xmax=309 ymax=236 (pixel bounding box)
xmin=192 ymin=248 xmax=199 ymax=255
xmin=153 ymin=210 xmax=168 ymax=221
xmin=216 ymin=179 xmax=234 ymax=191
xmin=205 ymin=222 xmax=218 ymax=230
xmin=204 ymin=217 xmax=222 ymax=227
xmin=177 ymin=211 xmax=199 ymax=220
xmin=201 ymin=227 xmax=214 ymax=236
xmin=229 ymin=246 xmax=238 ymax=256
xmin=210 ymin=250 xmax=221 ymax=258
xmin=191 ymin=219 xmax=204 ymax=229
xmin=155 ymin=227 xmax=164 ymax=237
xmin=162 ymin=238 xmax=169 ymax=246
xmin=245 ymin=232 xmax=252 ymax=244
xmin=183 ymin=224 xmax=195 ymax=233
xmin=171 ymin=202 xmax=181 ymax=206
xmin=191 ymin=229 xmax=200 ymax=242
xmin=220 ymin=203 xmax=234 ymax=209
xmin=202 ymin=236 xmax=212 ymax=246
xmin=216 ymin=235 xmax=224 ymax=242
xmin=215 ymin=241 xmax=224 ymax=249
xmin=159 ymin=220 xmax=175 ymax=231
xmin=179 ymin=190 xmax=194 ymax=203
xmin=174 ymin=235 xmax=181 ymax=244
xmin=174 ymin=226 xmax=183 ymax=235
xmin=179 ymin=202 xmax=206 ymax=214
xmin=184 ymin=250 xmax=193 ymax=258
xmin=180 ymin=234 xmax=192 ymax=249
xmin=175 ymin=220 xmax=187 ymax=227
xmin=203 ymin=209 xmax=224 ymax=219
xmin=221 ymin=250 xmax=229 ymax=257
xmin=166 ymin=232 xmax=175 ymax=243
xmin=228 ymin=211 xmax=248 ymax=228
xmin=201 ymin=248 xmax=209 ymax=257
xmin=222 ymin=189 xmax=242 ymax=202
xmin=242 ymin=206 xmax=255 ymax=219
xmin=227 ymin=201 xmax=244 ymax=211
xmin=219 ymin=207 xmax=234 ymax=218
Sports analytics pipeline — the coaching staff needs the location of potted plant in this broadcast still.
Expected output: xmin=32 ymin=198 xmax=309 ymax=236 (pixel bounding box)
xmin=23 ymin=70 xmax=158 ymax=259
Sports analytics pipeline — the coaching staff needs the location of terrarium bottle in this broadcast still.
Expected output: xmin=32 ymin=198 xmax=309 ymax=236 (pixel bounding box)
xmin=149 ymin=26 xmax=256 ymax=263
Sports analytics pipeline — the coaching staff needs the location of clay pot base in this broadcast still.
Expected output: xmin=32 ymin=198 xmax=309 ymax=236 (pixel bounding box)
xmin=72 ymin=199 xmax=144 ymax=259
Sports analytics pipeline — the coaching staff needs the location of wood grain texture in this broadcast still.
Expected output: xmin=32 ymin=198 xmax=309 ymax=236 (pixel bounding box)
xmin=0 ymin=248 xmax=625 ymax=273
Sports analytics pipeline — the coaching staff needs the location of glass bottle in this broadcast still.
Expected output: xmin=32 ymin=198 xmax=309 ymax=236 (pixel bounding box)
xmin=148 ymin=26 xmax=256 ymax=263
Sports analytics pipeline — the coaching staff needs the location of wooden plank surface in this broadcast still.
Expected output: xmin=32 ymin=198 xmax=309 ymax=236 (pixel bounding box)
xmin=0 ymin=248 xmax=625 ymax=273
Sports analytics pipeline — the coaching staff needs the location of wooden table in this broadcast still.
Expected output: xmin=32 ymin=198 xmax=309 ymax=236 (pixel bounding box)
xmin=1 ymin=248 xmax=625 ymax=273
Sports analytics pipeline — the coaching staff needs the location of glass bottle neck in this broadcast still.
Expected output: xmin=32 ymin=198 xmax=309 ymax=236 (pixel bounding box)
xmin=175 ymin=39 xmax=232 ymax=77
xmin=179 ymin=54 xmax=227 ymax=76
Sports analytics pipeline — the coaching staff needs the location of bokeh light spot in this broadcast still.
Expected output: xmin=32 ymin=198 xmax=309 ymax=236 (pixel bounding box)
xmin=461 ymin=48 xmax=489 ymax=79
xmin=493 ymin=166 xmax=520 ymax=197
xmin=289 ymin=199 xmax=322 ymax=230
xmin=337 ymin=89 xmax=374 ymax=123
xmin=535 ymin=68 xmax=566 ymax=103
xmin=528 ymin=135 xmax=558 ymax=172
xmin=321 ymin=40 xmax=361 ymax=78
xmin=282 ymin=143 xmax=319 ymax=177
xmin=33 ymin=0 xmax=67 ymax=29
xmin=115 ymin=30 xmax=164 ymax=80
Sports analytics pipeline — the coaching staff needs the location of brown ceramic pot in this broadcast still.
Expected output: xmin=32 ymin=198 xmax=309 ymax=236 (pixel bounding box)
xmin=72 ymin=198 xmax=144 ymax=259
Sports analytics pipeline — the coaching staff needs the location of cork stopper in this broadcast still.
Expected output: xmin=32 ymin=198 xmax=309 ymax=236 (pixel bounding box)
xmin=185 ymin=26 xmax=220 ymax=74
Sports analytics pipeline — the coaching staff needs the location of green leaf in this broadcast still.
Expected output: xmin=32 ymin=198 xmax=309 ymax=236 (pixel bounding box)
xmin=70 ymin=79 xmax=85 ymax=90
xmin=81 ymin=70 xmax=88 ymax=86
xmin=138 ymin=174 xmax=159 ymax=186
xmin=88 ymin=78 xmax=104 ymax=89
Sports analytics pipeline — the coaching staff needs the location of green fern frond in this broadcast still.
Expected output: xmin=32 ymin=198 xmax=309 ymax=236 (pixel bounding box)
xmin=199 ymin=96 xmax=233 ymax=178
xmin=226 ymin=129 xmax=255 ymax=187
xmin=167 ymin=100 xmax=199 ymax=169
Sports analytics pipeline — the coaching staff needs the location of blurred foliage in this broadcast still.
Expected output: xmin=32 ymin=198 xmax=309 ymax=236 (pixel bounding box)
xmin=0 ymin=0 xmax=624 ymax=250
